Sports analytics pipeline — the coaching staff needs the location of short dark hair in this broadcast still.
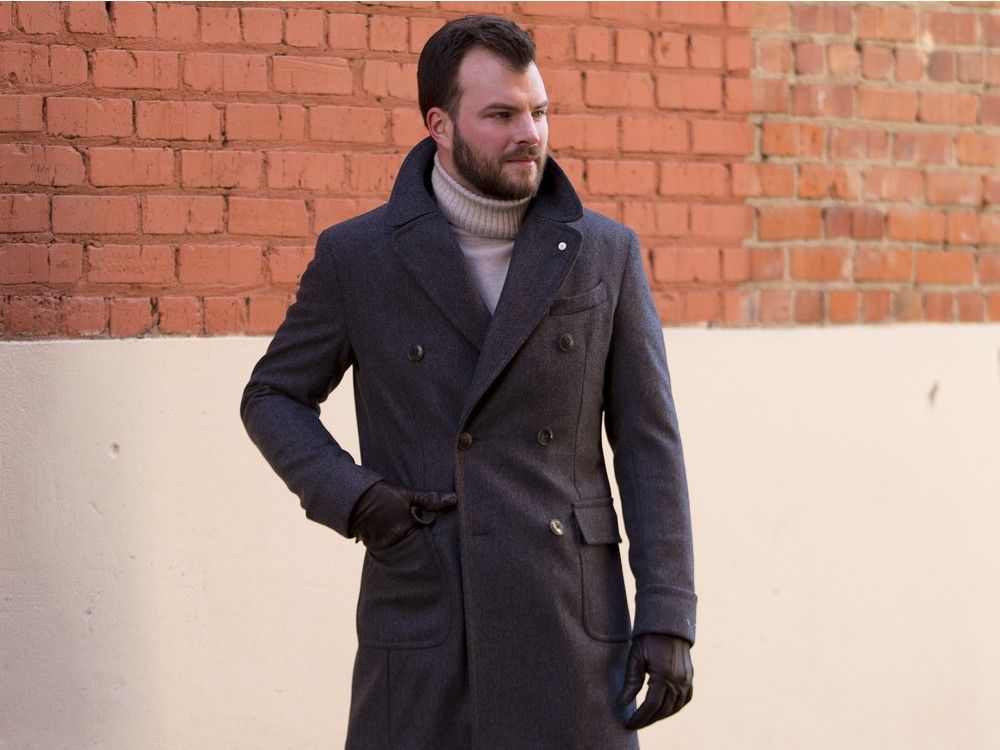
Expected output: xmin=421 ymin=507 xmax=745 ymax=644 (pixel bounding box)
xmin=417 ymin=15 xmax=536 ymax=122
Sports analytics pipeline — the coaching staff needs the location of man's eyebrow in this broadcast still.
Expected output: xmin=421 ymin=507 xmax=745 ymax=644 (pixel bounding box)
xmin=479 ymin=100 xmax=549 ymax=113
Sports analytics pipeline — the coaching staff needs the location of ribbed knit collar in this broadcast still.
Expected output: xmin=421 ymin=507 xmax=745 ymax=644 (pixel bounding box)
xmin=430 ymin=153 xmax=531 ymax=240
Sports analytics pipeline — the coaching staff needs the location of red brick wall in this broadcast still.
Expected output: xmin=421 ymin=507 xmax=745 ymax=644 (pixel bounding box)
xmin=1 ymin=2 xmax=998 ymax=337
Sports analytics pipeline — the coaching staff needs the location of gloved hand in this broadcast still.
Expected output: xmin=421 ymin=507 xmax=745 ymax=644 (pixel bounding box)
xmin=347 ymin=480 xmax=457 ymax=552
xmin=617 ymin=633 xmax=694 ymax=729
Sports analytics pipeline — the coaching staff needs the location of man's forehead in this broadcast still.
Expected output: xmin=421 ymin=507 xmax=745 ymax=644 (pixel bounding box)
xmin=456 ymin=47 xmax=545 ymax=104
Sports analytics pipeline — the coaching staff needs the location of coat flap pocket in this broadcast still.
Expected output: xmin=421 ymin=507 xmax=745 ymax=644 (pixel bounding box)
xmin=549 ymin=281 xmax=608 ymax=316
xmin=573 ymin=502 xmax=622 ymax=544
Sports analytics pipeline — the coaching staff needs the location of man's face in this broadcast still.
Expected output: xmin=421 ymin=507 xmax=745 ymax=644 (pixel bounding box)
xmin=444 ymin=47 xmax=549 ymax=201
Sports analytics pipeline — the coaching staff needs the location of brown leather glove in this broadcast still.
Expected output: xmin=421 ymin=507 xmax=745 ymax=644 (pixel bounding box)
xmin=617 ymin=633 xmax=694 ymax=729
xmin=347 ymin=480 xmax=457 ymax=552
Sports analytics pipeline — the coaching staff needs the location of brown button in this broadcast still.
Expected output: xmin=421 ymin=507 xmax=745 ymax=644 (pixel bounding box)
xmin=457 ymin=431 xmax=473 ymax=450
xmin=407 ymin=344 xmax=424 ymax=361
xmin=549 ymin=519 xmax=564 ymax=535
xmin=537 ymin=427 xmax=553 ymax=445
xmin=559 ymin=333 xmax=574 ymax=351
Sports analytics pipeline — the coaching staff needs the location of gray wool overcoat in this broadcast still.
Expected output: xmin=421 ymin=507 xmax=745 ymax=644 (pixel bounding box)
xmin=240 ymin=137 xmax=697 ymax=750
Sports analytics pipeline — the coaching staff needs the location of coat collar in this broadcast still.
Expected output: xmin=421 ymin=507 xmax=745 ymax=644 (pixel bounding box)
xmin=388 ymin=137 xmax=585 ymax=429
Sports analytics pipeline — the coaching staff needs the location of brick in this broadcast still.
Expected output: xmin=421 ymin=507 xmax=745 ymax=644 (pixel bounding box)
xmin=591 ymin=2 xmax=657 ymax=21
xmin=0 ymin=144 xmax=84 ymax=186
xmin=652 ymin=247 xmax=720 ymax=283
xmin=855 ymin=248 xmax=912 ymax=283
xmin=199 ymin=6 xmax=240 ymax=44
xmin=180 ymin=150 xmax=261 ymax=189
xmin=517 ymin=2 xmax=589 ymax=18
xmin=349 ymin=153 xmax=403 ymax=194
xmin=0 ymin=95 xmax=43 ymax=132
xmin=616 ymin=28 xmax=651 ymax=65
xmin=731 ymin=163 xmax=794 ymax=198
xmin=794 ymin=290 xmax=823 ymax=324
xmin=155 ymin=3 xmax=198 ymax=42
xmin=984 ymin=95 xmax=1000 ymax=126
xmin=978 ymin=213 xmax=1000 ymax=244
xmin=948 ymin=211 xmax=980 ymax=245
xmin=690 ymin=34 xmax=723 ymax=69
xmin=861 ymin=290 xmax=891 ymax=323
xmin=654 ymin=31 xmax=687 ymax=67
xmin=0 ymin=243 xmax=47 ymax=283
xmin=136 ymin=100 xmax=221 ymax=141
xmin=895 ymin=48 xmax=924 ymax=82
xmin=391 ymin=106 xmax=427 ymax=147
xmin=691 ymin=120 xmax=752 ymax=155
xmin=863 ymin=168 xmax=922 ymax=202
xmin=184 ymin=53 xmax=268 ymax=93
xmin=956 ymin=291 xmax=984 ymax=322
xmin=310 ymin=106 xmax=387 ymax=143
xmin=758 ymin=289 xmax=791 ymax=324
xmin=228 ymin=198 xmax=308 ymax=237
xmin=93 ymin=49 xmax=178 ymax=89
xmin=761 ymin=122 xmax=823 ymax=158
xmin=789 ymin=248 xmax=848 ymax=281
xmin=683 ymin=291 xmax=722 ymax=324
xmin=67 ymin=2 xmax=109 ymax=34
xmin=328 ymin=13 xmax=366 ymax=50
xmin=178 ymin=244 xmax=262 ymax=285
xmin=88 ymin=243 xmax=174 ymax=284
xmin=111 ymin=1 xmax=154 ymax=38
xmin=548 ymin=114 xmax=616 ymax=152
xmin=619 ymin=116 xmax=687 ymax=153
xmin=314 ymin=198 xmax=382 ymax=231
xmin=748 ymin=248 xmax=784 ymax=280
xmin=920 ymin=91 xmax=978 ymax=125
xmin=758 ymin=38 xmax=791 ymax=72
xmin=156 ymin=296 xmax=201 ymax=334
xmin=690 ymin=204 xmax=752 ymax=240
xmin=587 ymin=160 xmax=656 ymax=197
xmin=90 ymin=147 xmax=173 ymax=187
xmin=858 ymin=5 xmax=916 ymax=41
xmin=653 ymin=291 xmax=683 ymax=325
xmin=915 ymin=251 xmax=975 ymax=284
xmin=49 ymin=243 xmax=84 ymax=283
xmin=240 ymin=7 xmax=283 ymax=45
xmin=926 ymin=172 xmax=983 ymax=207
xmin=861 ymin=45 xmax=892 ymax=79
xmin=660 ymin=2 xmax=724 ymax=26
xmin=792 ymin=84 xmax=852 ymax=118
xmin=285 ymin=9 xmax=325 ymax=48
xmin=362 ymin=60 xmax=417 ymax=100
xmin=824 ymin=207 xmax=883 ymax=241
xmin=0 ymin=3 xmax=9 ymax=33
xmin=52 ymin=195 xmax=137 ymax=234
xmin=0 ymin=194 xmax=48 ymax=233
xmin=656 ymin=73 xmax=722 ymax=111
xmin=887 ymin=209 xmax=946 ymax=243
xmin=141 ymin=195 xmax=224 ymax=235
xmin=922 ymin=11 xmax=977 ymax=45
xmin=720 ymin=247 xmax=748 ymax=282
xmin=793 ymin=3 xmax=851 ymax=33
xmin=541 ymin=69 xmax=582 ymax=107
xmin=247 ymin=295 xmax=292 ymax=334
xmin=268 ymin=245 xmax=311 ymax=285
xmin=894 ymin=132 xmax=952 ymax=164
xmin=225 ymin=103 xmax=305 ymax=141
xmin=586 ymin=71 xmax=654 ymax=108
xmin=979 ymin=252 xmax=1000 ymax=283
xmin=986 ymin=176 xmax=1000 ymax=205
xmin=725 ymin=36 xmax=753 ymax=71
xmin=800 ymin=165 xmax=862 ymax=200
xmin=62 ymin=296 xmax=107 ymax=336
xmin=3 ymin=295 xmax=60 ymax=336
xmin=46 ymin=96 xmax=133 ymax=137
xmin=575 ymin=25 xmax=611 ymax=63
xmin=266 ymin=152 xmax=345 ymax=191
xmin=109 ymin=297 xmax=153 ymax=337
xmin=858 ymin=87 xmax=918 ymax=121
xmin=990 ymin=293 xmax=1000 ymax=321
xmin=659 ymin=163 xmax=728 ymax=197
xmin=794 ymin=42 xmax=824 ymax=75
xmin=957 ymin=52 xmax=983 ymax=84
xmin=827 ymin=44 xmax=858 ymax=76
xmin=0 ymin=42 xmax=51 ymax=84
xmin=924 ymin=293 xmax=953 ymax=321
xmin=759 ymin=208 xmax=822 ymax=241
xmin=203 ymin=296 xmax=246 ymax=335
xmin=411 ymin=17 xmax=445 ymax=55
xmin=727 ymin=78 xmax=788 ymax=115
xmin=928 ymin=51 xmax=956 ymax=82
xmin=828 ymin=290 xmax=859 ymax=323
xmin=48 ymin=46 xmax=87 ymax=86
xmin=621 ymin=201 xmax=687 ymax=237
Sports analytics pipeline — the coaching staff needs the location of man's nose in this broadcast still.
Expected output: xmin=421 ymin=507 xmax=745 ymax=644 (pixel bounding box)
xmin=514 ymin=113 xmax=541 ymax=145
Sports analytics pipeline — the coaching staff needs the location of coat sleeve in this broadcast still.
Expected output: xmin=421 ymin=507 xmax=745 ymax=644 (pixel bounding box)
xmin=240 ymin=228 xmax=384 ymax=538
xmin=603 ymin=229 xmax=697 ymax=645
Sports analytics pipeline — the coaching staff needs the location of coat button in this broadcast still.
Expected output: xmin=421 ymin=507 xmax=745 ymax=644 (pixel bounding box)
xmin=549 ymin=519 xmax=564 ymax=535
xmin=557 ymin=241 xmax=567 ymax=251
xmin=558 ymin=333 xmax=574 ymax=351
xmin=457 ymin=431 xmax=473 ymax=450
xmin=407 ymin=344 xmax=424 ymax=361
xmin=537 ymin=427 xmax=554 ymax=445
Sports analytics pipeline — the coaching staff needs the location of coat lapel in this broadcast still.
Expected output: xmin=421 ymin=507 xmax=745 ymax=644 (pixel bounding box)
xmin=386 ymin=137 xmax=585 ymax=425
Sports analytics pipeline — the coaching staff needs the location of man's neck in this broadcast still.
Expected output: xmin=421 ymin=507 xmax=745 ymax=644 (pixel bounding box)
xmin=431 ymin=153 xmax=531 ymax=240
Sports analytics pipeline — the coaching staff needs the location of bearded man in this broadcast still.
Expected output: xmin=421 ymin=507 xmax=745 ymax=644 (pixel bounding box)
xmin=241 ymin=14 xmax=697 ymax=749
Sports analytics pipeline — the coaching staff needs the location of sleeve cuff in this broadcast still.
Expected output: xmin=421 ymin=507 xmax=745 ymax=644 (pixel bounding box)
xmin=632 ymin=584 xmax=698 ymax=645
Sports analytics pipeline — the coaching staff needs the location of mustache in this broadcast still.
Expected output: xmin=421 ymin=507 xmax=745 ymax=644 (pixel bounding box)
xmin=505 ymin=148 xmax=542 ymax=160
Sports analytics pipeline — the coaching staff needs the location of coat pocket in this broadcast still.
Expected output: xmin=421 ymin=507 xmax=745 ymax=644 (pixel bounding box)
xmin=573 ymin=499 xmax=632 ymax=642
xmin=549 ymin=280 xmax=609 ymax=316
xmin=356 ymin=526 xmax=451 ymax=649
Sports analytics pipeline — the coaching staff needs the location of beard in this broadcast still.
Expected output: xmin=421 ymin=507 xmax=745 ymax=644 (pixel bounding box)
xmin=452 ymin=124 xmax=547 ymax=201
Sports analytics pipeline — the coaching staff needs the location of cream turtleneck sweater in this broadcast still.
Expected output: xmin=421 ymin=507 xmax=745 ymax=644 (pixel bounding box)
xmin=430 ymin=153 xmax=532 ymax=314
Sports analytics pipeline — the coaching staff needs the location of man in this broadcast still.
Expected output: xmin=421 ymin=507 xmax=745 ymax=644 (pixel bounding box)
xmin=241 ymin=15 xmax=696 ymax=750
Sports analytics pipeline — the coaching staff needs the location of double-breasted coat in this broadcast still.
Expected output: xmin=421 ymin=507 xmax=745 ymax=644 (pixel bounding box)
xmin=240 ymin=137 xmax=697 ymax=749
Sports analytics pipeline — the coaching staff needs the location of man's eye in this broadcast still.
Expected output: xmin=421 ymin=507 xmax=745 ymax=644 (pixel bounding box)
xmin=533 ymin=109 xmax=547 ymax=118
xmin=491 ymin=112 xmax=510 ymax=120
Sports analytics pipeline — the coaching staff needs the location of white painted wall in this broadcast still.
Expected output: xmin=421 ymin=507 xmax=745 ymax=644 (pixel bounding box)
xmin=1 ymin=326 xmax=998 ymax=749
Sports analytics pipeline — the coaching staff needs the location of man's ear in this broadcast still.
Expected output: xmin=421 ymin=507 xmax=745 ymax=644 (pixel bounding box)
xmin=426 ymin=107 xmax=452 ymax=151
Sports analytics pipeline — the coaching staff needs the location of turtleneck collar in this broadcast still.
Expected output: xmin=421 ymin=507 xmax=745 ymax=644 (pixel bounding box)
xmin=430 ymin=153 xmax=532 ymax=241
